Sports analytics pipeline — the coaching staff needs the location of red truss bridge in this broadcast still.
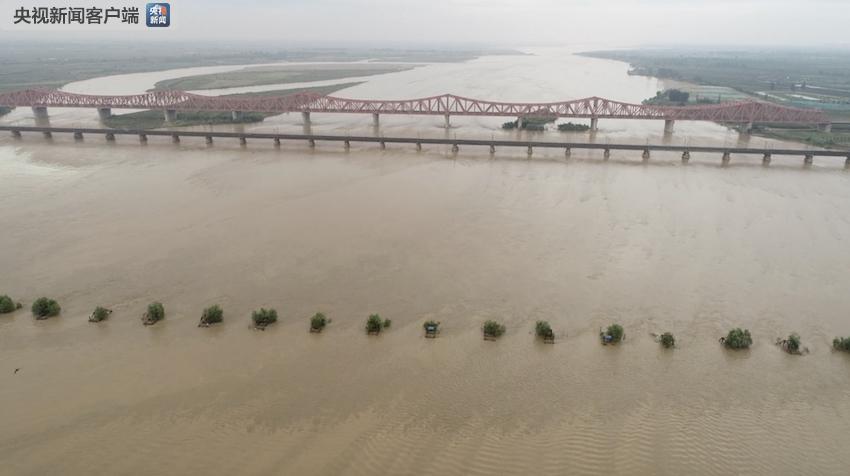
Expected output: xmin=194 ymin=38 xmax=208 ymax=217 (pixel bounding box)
xmin=0 ymin=88 xmax=832 ymax=132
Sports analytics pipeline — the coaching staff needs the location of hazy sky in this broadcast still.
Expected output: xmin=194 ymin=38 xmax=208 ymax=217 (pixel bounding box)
xmin=3 ymin=0 xmax=850 ymax=48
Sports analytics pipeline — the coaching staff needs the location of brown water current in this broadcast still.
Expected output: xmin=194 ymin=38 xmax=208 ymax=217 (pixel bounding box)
xmin=2 ymin=48 xmax=850 ymax=475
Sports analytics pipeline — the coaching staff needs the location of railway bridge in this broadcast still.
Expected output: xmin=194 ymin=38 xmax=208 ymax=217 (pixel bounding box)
xmin=0 ymin=89 xmax=833 ymax=133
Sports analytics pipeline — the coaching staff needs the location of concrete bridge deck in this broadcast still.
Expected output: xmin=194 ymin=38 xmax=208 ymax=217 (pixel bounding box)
xmin=3 ymin=125 xmax=848 ymax=166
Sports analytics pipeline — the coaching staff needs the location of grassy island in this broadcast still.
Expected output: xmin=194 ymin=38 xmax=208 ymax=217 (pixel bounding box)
xmin=366 ymin=314 xmax=391 ymax=335
xmin=199 ymin=305 xmax=224 ymax=327
xmin=721 ymin=328 xmax=752 ymax=349
xmin=251 ymin=308 xmax=277 ymax=330
xmin=535 ymin=321 xmax=555 ymax=343
xmin=143 ymin=302 xmax=165 ymax=326
xmin=601 ymin=324 xmax=624 ymax=345
xmin=482 ymin=320 xmax=506 ymax=340
xmin=89 ymin=306 xmax=112 ymax=322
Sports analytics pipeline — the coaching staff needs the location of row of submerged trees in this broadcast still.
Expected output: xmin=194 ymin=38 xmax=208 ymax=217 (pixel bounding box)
xmin=3 ymin=295 xmax=850 ymax=353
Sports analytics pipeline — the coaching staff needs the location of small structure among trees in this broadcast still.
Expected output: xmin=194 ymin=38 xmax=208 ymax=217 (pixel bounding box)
xmin=89 ymin=306 xmax=112 ymax=322
xmin=482 ymin=320 xmax=506 ymax=340
xmin=32 ymin=297 xmax=61 ymax=320
xmin=199 ymin=305 xmax=223 ymax=327
xmin=310 ymin=312 xmax=329 ymax=333
xmin=423 ymin=320 xmax=441 ymax=338
xmin=535 ymin=321 xmax=555 ymax=343
xmin=143 ymin=302 xmax=165 ymax=326
xmin=720 ymin=328 xmax=752 ymax=349
xmin=776 ymin=333 xmax=805 ymax=354
xmin=601 ymin=324 xmax=624 ymax=345
xmin=834 ymin=336 xmax=850 ymax=353
xmin=251 ymin=308 xmax=277 ymax=330
xmin=366 ymin=314 xmax=391 ymax=335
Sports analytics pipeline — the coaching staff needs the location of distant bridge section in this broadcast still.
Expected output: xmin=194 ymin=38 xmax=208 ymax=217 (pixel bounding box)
xmin=0 ymin=88 xmax=832 ymax=132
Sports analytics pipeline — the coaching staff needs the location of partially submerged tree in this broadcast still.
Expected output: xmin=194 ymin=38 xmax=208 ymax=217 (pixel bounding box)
xmin=834 ymin=336 xmax=850 ymax=353
xmin=31 ymin=297 xmax=61 ymax=319
xmin=660 ymin=332 xmax=676 ymax=349
xmin=143 ymin=302 xmax=165 ymax=326
xmin=366 ymin=314 xmax=390 ymax=334
xmin=310 ymin=312 xmax=329 ymax=332
xmin=535 ymin=321 xmax=555 ymax=342
xmin=483 ymin=320 xmax=506 ymax=339
xmin=722 ymin=328 xmax=752 ymax=349
xmin=782 ymin=333 xmax=802 ymax=354
xmin=252 ymin=308 xmax=277 ymax=329
xmin=0 ymin=295 xmax=21 ymax=314
xmin=199 ymin=305 xmax=223 ymax=327
xmin=601 ymin=324 xmax=624 ymax=344
xmin=423 ymin=319 xmax=441 ymax=337
xmin=89 ymin=306 xmax=112 ymax=322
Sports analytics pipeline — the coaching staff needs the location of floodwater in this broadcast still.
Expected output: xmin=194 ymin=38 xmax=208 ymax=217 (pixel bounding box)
xmin=2 ymin=48 xmax=850 ymax=476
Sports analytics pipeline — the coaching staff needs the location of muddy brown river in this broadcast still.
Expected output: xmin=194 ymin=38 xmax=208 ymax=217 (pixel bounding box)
xmin=1 ymin=48 xmax=850 ymax=475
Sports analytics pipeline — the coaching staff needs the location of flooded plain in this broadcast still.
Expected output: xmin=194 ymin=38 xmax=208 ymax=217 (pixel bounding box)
xmin=2 ymin=48 xmax=850 ymax=475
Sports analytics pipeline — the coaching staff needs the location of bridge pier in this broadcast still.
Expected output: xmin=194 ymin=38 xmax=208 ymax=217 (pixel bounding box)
xmin=664 ymin=119 xmax=675 ymax=134
xmin=490 ymin=144 xmax=496 ymax=154
xmin=444 ymin=114 xmax=451 ymax=129
xmin=231 ymin=111 xmax=244 ymax=121
xmin=681 ymin=151 xmax=690 ymax=164
xmin=274 ymin=137 xmax=281 ymax=147
xmin=164 ymin=109 xmax=177 ymax=122
xmin=205 ymin=136 xmax=213 ymax=145
xmin=415 ymin=142 xmax=422 ymax=151
xmin=762 ymin=153 xmax=771 ymax=165
xmin=603 ymin=148 xmax=610 ymax=160
xmin=379 ymin=141 xmax=386 ymax=150
xmin=97 ymin=108 xmax=112 ymax=121
xmin=722 ymin=151 xmax=731 ymax=165
xmin=846 ymin=156 xmax=850 ymax=169
xmin=740 ymin=122 xmax=753 ymax=134
xmin=139 ymin=134 xmax=147 ymax=143
xmin=564 ymin=148 xmax=571 ymax=158
xmin=239 ymin=136 xmax=247 ymax=146
xmin=308 ymin=139 xmax=315 ymax=148
xmin=527 ymin=145 xmax=533 ymax=156
xmin=301 ymin=111 xmax=311 ymax=125
xmin=31 ymin=106 xmax=48 ymax=119
xmin=642 ymin=149 xmax=650 ymax=161
xmin=73 ymin=131 xmax=83 ymax=141
xmin=590 ymin=117 xmax=599 ymax=132
xmin=451 ymin=143 xmax=459 ymax=153
xmin=42 ymin=131 xmax=52 ymax=139
xmin=372 ymin=113 xmax=380 ymax=127
xmin=105 ymin=132 xmax=115 ymax=142
xmin=11 ymin=129 xmax=21 ymax=138
xmin=804 ymin=154 xmax=813 ymax=166
xmin=171 ymin=134 xmax=180 ymax=144
xmin=344 ymin=140 xmax=351 ymax=150
xmin=818 ymin=123 xmax=832 ymax=133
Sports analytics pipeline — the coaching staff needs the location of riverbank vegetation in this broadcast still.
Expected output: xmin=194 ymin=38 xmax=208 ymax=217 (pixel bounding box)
xmin=483 ymin=320 xmax=506 ymax=339
xmin=31 ymin=297 xmax=61 ymax=319
xmin=535 ymin=321 xmax=555 ymax=342
xmin=252 ymin=308 xmax=277 ymax=329
xmin=153 ymin=65 xmax=413 ymax=91
xmin=721 ymin=328 xmax=752 ymax=349
xmin=310 ymin=312 xmax=329 ymax=333
xmin=143 ymin=302 xmax=165 ymax=326
xmin=199 ymin=305 xmax=224 ymax=327
xmin=89 ymin=306 xmax=112 ymax=322
xmin=0 ymin=106 xmax=12 ymax=116
xmin=0 ymin=295 xmax=23 ymax=314
xmin=601 ymin=324 xmax=624 ymax=344
xmin=102 ymin=82 xmax=363 ymax=130
xmin=366 ymin=314 xmax=391 ymax=334
xmin=0 ymin=42 xmax=518 ymax=93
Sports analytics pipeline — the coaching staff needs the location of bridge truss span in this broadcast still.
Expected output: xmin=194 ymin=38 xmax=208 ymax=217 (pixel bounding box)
xmin=0 ymin=89 xmax=830 ymax=125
